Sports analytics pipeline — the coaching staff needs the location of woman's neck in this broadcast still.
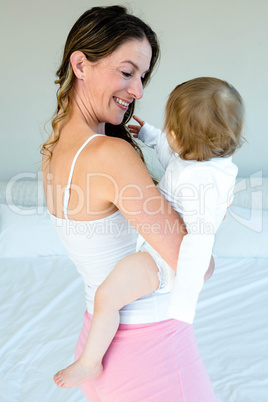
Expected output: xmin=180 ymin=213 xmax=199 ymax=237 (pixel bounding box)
xmin=68 ymin=95 xmax=105 ymax=134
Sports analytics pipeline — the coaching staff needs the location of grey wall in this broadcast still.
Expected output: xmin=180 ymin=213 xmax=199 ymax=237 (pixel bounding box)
xmin=1 ymin=0 xmax=267 ymax=180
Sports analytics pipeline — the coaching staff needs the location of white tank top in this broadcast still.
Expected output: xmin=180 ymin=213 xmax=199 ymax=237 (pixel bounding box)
xmin=49 ymin=134 xmax=170 ymax=324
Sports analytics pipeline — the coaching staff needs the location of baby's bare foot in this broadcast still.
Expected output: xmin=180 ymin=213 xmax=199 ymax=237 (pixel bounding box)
xmin=53 ymin=359 xmax=103 ymax=388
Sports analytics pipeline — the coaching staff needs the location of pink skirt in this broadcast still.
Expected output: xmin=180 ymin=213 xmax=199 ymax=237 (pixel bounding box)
xmin=75 ymin=311 xmax=216 ymax=402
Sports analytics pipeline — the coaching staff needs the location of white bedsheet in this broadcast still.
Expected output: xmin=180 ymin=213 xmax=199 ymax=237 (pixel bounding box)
xmin=0 ymin=257 xmax=85 ymax=402
xmin=0 ymin=255 xmax=267 ymax=402
xmin=195 ymin=256 xmax=268 ymax=402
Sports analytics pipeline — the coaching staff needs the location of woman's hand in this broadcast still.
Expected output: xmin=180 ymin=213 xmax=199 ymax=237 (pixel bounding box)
xmin=128 ymin=115 xmax=145 ymax=138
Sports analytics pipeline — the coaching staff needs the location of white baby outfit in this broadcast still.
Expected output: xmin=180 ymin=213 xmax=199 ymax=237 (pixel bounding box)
xmin=137 ymin=123 xmax=238 ymax=323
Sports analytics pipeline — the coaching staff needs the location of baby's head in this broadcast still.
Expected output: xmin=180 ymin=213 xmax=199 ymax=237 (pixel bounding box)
xmin=164 ymin=77 xmax=244 ymax=161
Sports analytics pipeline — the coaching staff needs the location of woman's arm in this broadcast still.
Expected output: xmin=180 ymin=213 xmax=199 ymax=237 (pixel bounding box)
xmin=94 ymin=136 xmax=186 ymax=271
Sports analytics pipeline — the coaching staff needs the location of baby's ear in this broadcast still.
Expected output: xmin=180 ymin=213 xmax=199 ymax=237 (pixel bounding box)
xmin=169 ymin=130 xmax=178 ymax=141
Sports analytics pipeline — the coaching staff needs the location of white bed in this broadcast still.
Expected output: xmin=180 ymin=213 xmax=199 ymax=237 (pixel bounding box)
xmin=0 ymin=166 xmax=267 ymax=401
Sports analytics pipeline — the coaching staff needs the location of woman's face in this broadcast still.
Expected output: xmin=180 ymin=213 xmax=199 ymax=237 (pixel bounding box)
xmin=83 ymin=37 xmax=152 ymax=126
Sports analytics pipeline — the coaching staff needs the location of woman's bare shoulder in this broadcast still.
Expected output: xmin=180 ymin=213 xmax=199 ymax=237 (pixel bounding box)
xmin=95 ymin=135 xmax=137 ymax=152
xmin=89 ymin=135 xmax=144 ymax=168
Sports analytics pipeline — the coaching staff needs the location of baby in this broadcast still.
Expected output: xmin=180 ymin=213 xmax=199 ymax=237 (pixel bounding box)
xmin=54 ymin=77 xmax=244 ymax=387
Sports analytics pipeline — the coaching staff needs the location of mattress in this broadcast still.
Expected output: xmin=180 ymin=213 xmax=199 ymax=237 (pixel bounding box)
xmin=0 ymin=254 xmax=267 ymax=401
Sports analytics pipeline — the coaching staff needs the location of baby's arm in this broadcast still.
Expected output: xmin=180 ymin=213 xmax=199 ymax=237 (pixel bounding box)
xmin=139 ymin=123 xmax=175 ymax=170
xmin=165 ymin=167 xmax=218 ymax=324
xmin=129 ymin=116 xmax=174 ymax=169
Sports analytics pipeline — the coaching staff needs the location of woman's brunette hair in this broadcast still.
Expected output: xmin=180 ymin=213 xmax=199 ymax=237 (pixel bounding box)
xmin=41 ymin=5 xmax=160 ymax=161
xmin=164 ymin=77 xmax=244 ymax=161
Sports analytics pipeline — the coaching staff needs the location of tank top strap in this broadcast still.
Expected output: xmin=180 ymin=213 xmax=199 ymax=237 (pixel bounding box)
xmin=64 ymin=134 xmax=105 ymax=220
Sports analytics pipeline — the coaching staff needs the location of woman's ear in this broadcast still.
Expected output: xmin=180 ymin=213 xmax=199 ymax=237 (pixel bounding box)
xmin=70 ymin=51 xmax=86 ymax=79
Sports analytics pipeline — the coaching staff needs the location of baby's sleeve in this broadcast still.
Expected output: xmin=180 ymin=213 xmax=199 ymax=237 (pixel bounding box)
xmin=167 ymin=167 xmax=217 ymax=324
xmin=138 ymin=123 xmax=175 ymax=169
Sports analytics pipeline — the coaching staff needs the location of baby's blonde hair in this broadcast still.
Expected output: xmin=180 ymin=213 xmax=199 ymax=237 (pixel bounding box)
xmin=164 ymin=77 xmax=244 ymax=161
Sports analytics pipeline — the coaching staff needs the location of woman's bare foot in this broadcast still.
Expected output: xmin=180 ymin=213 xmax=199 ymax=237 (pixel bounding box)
xmin=53 ymin=358 xmax=103 ymax=388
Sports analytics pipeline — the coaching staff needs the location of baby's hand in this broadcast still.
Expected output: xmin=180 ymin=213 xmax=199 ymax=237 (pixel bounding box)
xmin=128 ymin=115 xmax=145 ymax=138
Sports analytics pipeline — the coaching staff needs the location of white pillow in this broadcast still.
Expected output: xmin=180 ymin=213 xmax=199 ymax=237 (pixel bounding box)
xmin=0 ymin=204 xmax=67 ymax=258
xmin=213 ymin=206 xmax=268 ymax=258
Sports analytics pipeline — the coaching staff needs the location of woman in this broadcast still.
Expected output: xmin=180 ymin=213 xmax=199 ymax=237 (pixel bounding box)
xmin=42 ymin=5 xmax=216 ymax=401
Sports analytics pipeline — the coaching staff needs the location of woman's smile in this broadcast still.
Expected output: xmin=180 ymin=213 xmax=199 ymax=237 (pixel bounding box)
xmin=113 ymin=96 xmax=132 ymax=110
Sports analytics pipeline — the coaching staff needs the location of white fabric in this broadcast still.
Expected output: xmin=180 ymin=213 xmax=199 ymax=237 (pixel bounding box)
xmin=0 ymin=255 xmax=267 ymax=402
xmin=138 ymin=123 xmax=238 ymax=323
xmin=214 ymin=205 xmax=268 ymax=257
xmin=139 ymin=241 xmax=176 ymax=293
xmin=0 ymin=203 xmax=67 ymax=257
xmin=49 ymin=134 xmax=171 ymax=324
xmin=0 ymin=173 xmax=46 ymax=207
xmin=0 ymin=256 xmax=85 ymax=402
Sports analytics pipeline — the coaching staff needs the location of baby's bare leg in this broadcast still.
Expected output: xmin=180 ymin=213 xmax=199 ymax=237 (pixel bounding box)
xmin=53 ymin=252 xmax=159 ymax=388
